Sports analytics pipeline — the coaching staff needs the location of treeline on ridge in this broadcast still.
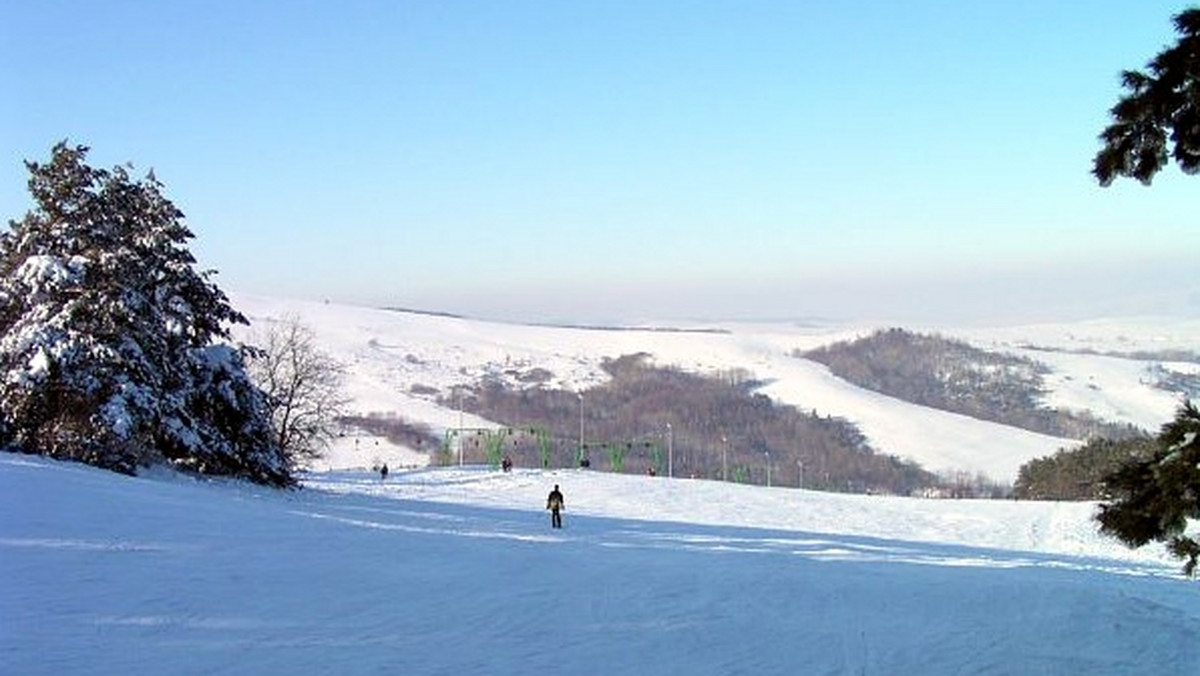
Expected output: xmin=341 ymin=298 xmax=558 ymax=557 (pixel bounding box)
xmin=446 ymin=353 xmax=938 ymax=496
xmin=1013 ymin=436 xmax=1156 ymax=500
xmin=338 ymin=413 xmax=442 ymax=455
xmin=802 ymin=329 xmax=1142 ymax=440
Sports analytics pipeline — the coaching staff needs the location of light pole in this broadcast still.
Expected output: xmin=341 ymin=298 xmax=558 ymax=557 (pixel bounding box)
xmin=578 ymin=393 xmax=584 ymax=465
xmin=797 ymin=460 xmax=804 ymax=489
xmin=722 ymin=435 xmax=728 ymax=482
xmin=666 ymin=422 xmax=673 ymax=479
xmin=765 ymin=449 xmax=771 ymax=488
xmin=456 ymin=388 xmax=464 ymax=467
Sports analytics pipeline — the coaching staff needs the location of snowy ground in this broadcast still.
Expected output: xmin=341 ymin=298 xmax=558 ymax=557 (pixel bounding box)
xmin=7 ymin=297 xmax=1197 ymax=673
xmin=3 ymin=453 xmax=1198 ymax=675
xmin=231 ymin=294 xmax=1200 ymax=482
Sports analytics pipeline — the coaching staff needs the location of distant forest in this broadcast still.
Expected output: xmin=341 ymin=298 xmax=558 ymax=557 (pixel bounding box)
xmin=1145 ymin=363 xmax=1200 ymax=401
xmin=1013 ymin=436 xmax=1156 ymax=501
xmin=434 ymin=353 xmax=938 ymax=496
xmin=338 ymin=413 xmax=442 ymax=454
xmin=341 ymin=331 xmax=1172 ymax=497
xmin=801 ymin=329 xmax=1144 ymax=440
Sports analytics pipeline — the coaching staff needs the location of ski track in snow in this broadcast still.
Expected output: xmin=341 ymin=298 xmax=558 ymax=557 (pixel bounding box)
xmin=7 ymin=297 xmax=1200 ymax=674
xmin=3 ymin=455 xmax=1200 ymax=675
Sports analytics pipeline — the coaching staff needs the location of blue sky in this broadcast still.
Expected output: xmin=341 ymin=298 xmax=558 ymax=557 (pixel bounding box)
xmin=3 ymin=1 xmax=1197 ymax=323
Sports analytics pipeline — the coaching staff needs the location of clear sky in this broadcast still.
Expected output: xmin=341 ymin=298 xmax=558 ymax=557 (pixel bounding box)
xmin=3 ymin=1 xmax=1197 ymax=324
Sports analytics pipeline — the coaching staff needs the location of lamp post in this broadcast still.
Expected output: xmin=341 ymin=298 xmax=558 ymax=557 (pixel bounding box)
xmin=457 ymin=388 xmax=464 ymax=467
xmin=578 ymin=393 xmax=584 ymax=465
xmin=765 ymin=449 xmax=771 ymax=488
xmin=722 ymin=435 xmax=728 ymax=482
xmin=798 ymin=460 xmax=804 ymax=489
xmin=666 ymin=422 xmax=673 ymax=479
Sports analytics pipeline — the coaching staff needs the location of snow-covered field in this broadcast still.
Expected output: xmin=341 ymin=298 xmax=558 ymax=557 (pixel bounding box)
xmin=5 ymin=296 xmax=1199 ymax=673
xmin=3 ymin=453 xmax=1198 ymax=674
xmin=232 ymin=294 xmax=1200 ymax=482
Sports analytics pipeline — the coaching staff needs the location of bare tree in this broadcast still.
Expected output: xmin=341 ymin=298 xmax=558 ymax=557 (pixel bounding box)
xmin=247 ymin=316 xmax=348 ymax=468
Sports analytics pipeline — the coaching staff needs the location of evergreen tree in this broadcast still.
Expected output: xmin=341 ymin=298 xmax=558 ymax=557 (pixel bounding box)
xmin=1096 ymin=401 xmax=1200 ymax=575
xmin=0 ymin=143 xmax=290 ymax=486
xmin=1014 ymin=436 xmax=1155 ymax=501
xmin=1094 ymin=8 xmax=1200 ymax=185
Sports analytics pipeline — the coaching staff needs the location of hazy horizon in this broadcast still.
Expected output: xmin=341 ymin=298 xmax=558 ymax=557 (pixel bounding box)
xmin=5 ymin=1 xmax=1196 ymax=326
xmin=248 ymin=253 xmax=1198 ymax=327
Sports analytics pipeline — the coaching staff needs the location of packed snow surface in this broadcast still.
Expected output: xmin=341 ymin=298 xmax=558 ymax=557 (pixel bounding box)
xmin=7 ymin=296 xmax=1199 ymax=672
xmin=3 ymin=454 xmax=1199 ymax=674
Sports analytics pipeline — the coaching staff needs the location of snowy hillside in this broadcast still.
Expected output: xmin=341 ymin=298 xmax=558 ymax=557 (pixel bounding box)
xmin=230 ymin=294 xmax=1199 ymax=482
xmin=3 ymin=453 xmax=1198 ymax=674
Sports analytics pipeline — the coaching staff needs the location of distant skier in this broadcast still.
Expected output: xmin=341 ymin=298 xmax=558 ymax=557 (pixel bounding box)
xmin=546 ymin=484 xmax=564 ymax=529
xmin=380 ymin=463 xmax=389 ymax=481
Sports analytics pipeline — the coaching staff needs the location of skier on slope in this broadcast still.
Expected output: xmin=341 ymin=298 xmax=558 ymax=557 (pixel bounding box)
xmin=546 ymin=484 xmax=564 ymax=529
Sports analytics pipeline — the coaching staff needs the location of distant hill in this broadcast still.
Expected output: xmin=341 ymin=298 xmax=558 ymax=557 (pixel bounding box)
xmin=229 ymin=293 xmax=1200 ymax=483
xmin=454 ymin=353 xmax=939 ymax=496
xmin=802 ymin=329 xmax=1145 ymax=440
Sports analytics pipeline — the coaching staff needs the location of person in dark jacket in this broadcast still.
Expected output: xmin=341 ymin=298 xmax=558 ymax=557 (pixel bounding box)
xmin=546 ymin=484 xmax=564 ymax=528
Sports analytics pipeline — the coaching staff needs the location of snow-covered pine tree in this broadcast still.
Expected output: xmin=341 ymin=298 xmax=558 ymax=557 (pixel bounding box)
xmin=0 ymin=143 xmax=290 ymax=486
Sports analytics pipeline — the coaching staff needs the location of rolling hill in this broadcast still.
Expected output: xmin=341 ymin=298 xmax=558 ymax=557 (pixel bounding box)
xmin=229 ymin=294 xmax=1199 ymax=483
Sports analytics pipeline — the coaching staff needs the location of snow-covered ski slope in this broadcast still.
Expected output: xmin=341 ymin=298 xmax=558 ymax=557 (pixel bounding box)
xmin=3 ymin=454 xmax=1198 ymax=675
xmin=232 ymin=294 xmax=1199 ymax=482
